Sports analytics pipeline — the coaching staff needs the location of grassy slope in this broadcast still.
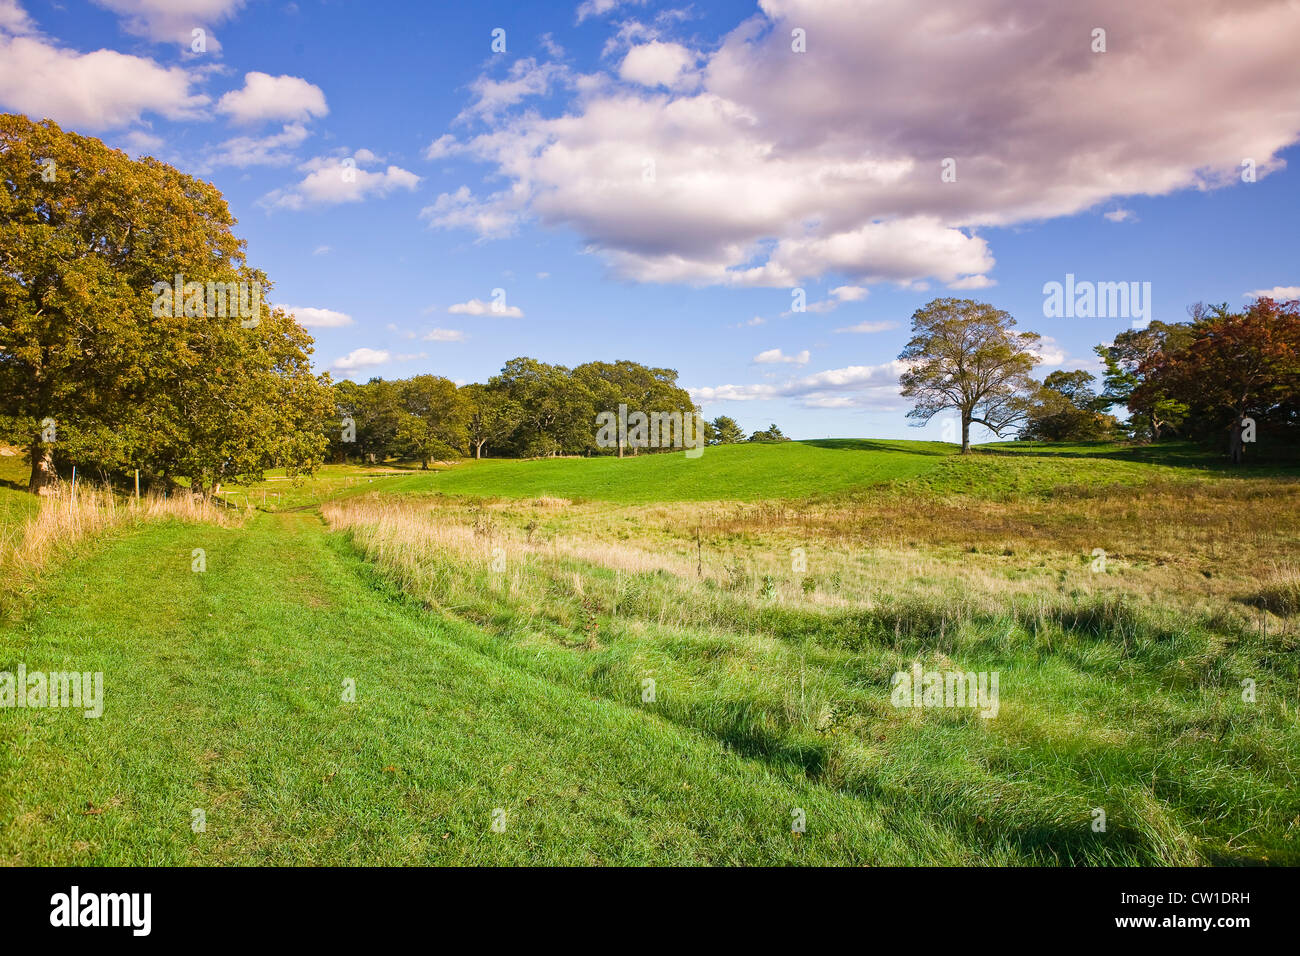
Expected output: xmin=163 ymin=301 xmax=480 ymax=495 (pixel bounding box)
xmin=346 ymin=440 xmax=956 ymax=504
xmin=256 ymin=439 xmax=1276 ymax=508
xmin=0 ymin=510 xmax=991 ymax=865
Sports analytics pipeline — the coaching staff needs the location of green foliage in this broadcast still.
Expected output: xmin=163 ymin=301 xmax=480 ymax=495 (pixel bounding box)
xmin=705 ymin=415 xmax=745 ymax=445
xmin=0 ymin=114 xmax=331 ymax=493
xmin=1020 ymin=371 xmax=1122 ymax=442
xmin=1093 ymin=320 xmax=1194 ymax=440
xmin=1131 ymin=298 xmax=1300 ymax=457
xmin=748 ymin=423 xmax=790 ymax=442
xmin=898 ymin=298 xmax=1040 ymax=452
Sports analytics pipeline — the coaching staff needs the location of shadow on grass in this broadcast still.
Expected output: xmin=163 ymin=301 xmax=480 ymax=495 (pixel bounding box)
xmin=975 ymin=439 xmax=1300 ymax=474
xmin=800 ymin=438 xmax=954 ymax=456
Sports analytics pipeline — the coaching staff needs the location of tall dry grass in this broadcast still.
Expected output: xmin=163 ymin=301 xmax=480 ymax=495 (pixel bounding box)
xmin=0 ymin=484 xmax=234 ymax=607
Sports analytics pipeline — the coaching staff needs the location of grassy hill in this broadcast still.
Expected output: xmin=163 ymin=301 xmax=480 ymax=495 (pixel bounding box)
xmin=356 ymin=439 xmax=955 ymax=504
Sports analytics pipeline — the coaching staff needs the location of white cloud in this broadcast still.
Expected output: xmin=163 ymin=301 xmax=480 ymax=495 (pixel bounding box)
xmin=263 ymin=151 xmax=420 ymax=209
xmin=423 ymin=328 xmax=467 ymax=342
xmin=754 ymin=348 xmax=810 ymax=365
xmin=312 ymin=245 xmax=331 ymax=256
xmin=1104 ymin=208 xmax=1137 ymax=223
xmin=458 ymin=58 xmax=569 ymax=122
xmin=424 ymin=133 xmax=458 ymax=159
xmin=91 ymin=0 xmax=245 ymax=48
xmin=206 ymin=122 xmax=309 ymax=167
xmin=217 ymin=72 xmax=328 ymax=124
xmin=575 ymin=0 xmax=645 ymax=24
xmin=619 ymin=41 xmax=697 ymax=90
xmin=830 ymin=285 xmax=868 ymax=302
xmin=331 ymin=348 xmax=389 ymax=371
xmin=119 ymin=129 xmax=164 ymax=153
xmin=1245 ymin=285 xmax=1300 ymax=300
xmin=431 ymin=0 xmax=1300 ymax=290
xmin=1031 ymin=336 xmax=1066 ymax=367
xmin=0 ymin=0 xmax=37 ymax=35
xmin=0 ymin=34 xmax=208 ymax=129
xmin=285 ymin=306 xmax=352 ymax=328
xmin=835 ymin=320 xmax=899 ymax=334
xmin=420 ymin=185 xmax=518 ymax=238
xmin=692 ymin=361 xmax=907 ymax=410
xmin=447 ymin=298 xmax=525 ymax=318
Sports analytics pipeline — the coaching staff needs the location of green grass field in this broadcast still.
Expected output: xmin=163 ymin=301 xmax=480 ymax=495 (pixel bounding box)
xmin=2 ymin=440 xmax=1297 ymax=864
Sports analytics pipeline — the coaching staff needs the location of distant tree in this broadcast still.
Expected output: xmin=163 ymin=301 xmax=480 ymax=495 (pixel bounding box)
xmin=1133 ymin=297 xmax=1300 ymax=462
xmin=898 ymin=298 xmax=1040 ymax=453
xmin=574 ymin=360 xmax=695 ymax=456
xmin=461 ymin=383 xmax=521 ymax=459
xmin=396 ymin=374 xmax=467 ymax=467
xmin=1020 ymin=370 xmax=1121 ymax=441
xmin=330 ymin=378 xmax=404 ymax=463
xmin=1093 ymin=320 xmax=1194 ymax=441
xmin=706 ymin=415 xmax=746 ymax=445
xmin=748 ymin=423 xmax=789 ymax=442
xmin=490 ymin=357 xmax=594 ymax=456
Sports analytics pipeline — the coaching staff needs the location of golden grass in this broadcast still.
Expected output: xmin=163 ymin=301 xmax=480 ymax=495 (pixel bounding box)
xmin=324 ymin=475 xmax=1300 ymax=634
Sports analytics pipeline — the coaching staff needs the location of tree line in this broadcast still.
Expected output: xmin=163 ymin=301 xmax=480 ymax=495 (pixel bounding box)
xmin=899 ymin=296 xmax=1300 ymax=459
xmin=327 ymin=362 xmax=788 ymax=466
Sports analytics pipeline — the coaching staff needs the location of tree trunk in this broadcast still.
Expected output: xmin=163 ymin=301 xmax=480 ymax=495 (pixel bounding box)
xmin=27 ymin=439 xmax=57 ymax=494
xmin=474 ymin=441 xmax=483 ymax=460
xmin=1229 ymin=417 xmax=1244 ymax=465
xmin=961 ymin=414 xmax=972 ymax=454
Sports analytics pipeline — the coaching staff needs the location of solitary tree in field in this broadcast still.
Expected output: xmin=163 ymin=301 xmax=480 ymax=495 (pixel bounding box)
xmin=898 ymin=298 xmax=1040 ymax=453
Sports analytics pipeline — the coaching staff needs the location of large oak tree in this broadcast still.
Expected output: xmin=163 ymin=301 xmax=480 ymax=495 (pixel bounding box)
xmin=0 ymin=114 xmax=331 ymax=493
xmin=898 ymin=298 xmax=1040 ymax=453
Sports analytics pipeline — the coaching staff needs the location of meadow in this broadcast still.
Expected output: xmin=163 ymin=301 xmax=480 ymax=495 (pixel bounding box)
xmin=1 ymin=440 xmax=1296 ymax=865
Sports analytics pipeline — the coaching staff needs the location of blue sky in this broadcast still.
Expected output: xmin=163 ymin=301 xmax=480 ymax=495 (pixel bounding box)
xmin=3 ymin=0 xmax=1298 ymax=441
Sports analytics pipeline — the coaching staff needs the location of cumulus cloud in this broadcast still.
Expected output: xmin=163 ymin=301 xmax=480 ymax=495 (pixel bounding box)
xmin=754 ymin=348 xmax=810 ymax=365
xmin=447 ymin=298 xmax=525 ymax=318
xmin=217 ymin=72 xmax=328 ymax=124
xmin=692 ymin=361 xmax=907 ymax=410
xmin=619 ymin=41 xmax=697 ymax=90
xmin=423 ymin=328 xmax=467 ymax=342
xmin=331 ymin=347 xmax=389 ymax=370
xmin=428 ymin=0 xmax=1300 ymax=291
xmin=0 ymin=34 xmax=208 ymax=129
xmin=1031 ymin=336 xmax=1066 ymax=367
xmin=262 ymin=150 xmax=420 ymax=209
xmin=285 ymin=305 xmax=352 ymax=328
xmin=1245 ymin=285 xmax=1300 ymax=300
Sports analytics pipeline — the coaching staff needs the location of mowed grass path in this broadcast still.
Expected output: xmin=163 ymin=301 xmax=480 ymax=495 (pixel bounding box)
xmin=0 ymin=510 xmax=997 ymax=865
xmin=367 ymin=440 xmax=955 ymax=504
